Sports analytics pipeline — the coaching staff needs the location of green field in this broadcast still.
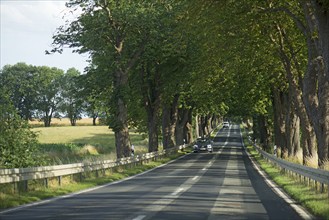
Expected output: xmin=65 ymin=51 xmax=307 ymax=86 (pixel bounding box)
xmin=32 ymin=126 xmax=149 ymax=164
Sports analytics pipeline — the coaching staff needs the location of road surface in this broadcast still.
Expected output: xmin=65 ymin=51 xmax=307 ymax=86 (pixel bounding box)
xmin=0 ymin=125 xmax=312 ymax=219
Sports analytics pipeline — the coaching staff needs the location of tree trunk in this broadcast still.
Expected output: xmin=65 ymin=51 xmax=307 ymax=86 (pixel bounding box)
xmin=162 ymin=94 xmax=179 ymax=149
xmin=290 ymin=114 xmax=301 ymax=157
xmin=44 ymin=110 xmax=52 ymax=127
xmin=301 ymin=1 xmax=329 ymax=166
xmin=210 ymin=114 xmax=217 ymax=130
xmin=140 ymin=63 xmax=161 ymax=153
xmin=252 ymin=115 xmax=259 ymax=142
xmin=286 ymin=100 xmax=300 ymax=158
xmin=175 ymin=107 xmax=189 ymax=146
xmin=258 ymin=114 xmax=271 ymax=152
xmin=272 ymin=89 xmax=287 ymax=155
xmin=185 ymin=108 xmax=194 ymax=144
xmin=115 ymin=128 xmax=130 ymax=158
xmin=147 ymin=112 xmax=159 ymax=152
xmin=112 ymin=68 xmax=130 ymax=158
xmin=312 ymin=0 xmax=329 ymax=166
xmin=195 ymin=115 xmax=200 ymax=139
xmin=276 ymin=32 xmax=317 ymax=162
xmin=144 ymin=88 xmax=160 ymax=152
xmin=200 ymin=115 xmax=207 ymax=138
xmin=245 ymin=117 xmax=252 ymax=130
xmin=206 ymin=114 xmax=212 ymax=135
xmin=114 ymin=96 xmax=130 ymax=158
xmin=70 ymin=116 xmax=77 ymax=126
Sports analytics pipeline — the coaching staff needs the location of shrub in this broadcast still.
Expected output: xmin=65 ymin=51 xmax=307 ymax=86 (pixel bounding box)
xmin=0 ymin=95 xmax=44 ymax=168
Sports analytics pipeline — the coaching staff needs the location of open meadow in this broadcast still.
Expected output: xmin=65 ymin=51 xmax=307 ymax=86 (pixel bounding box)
xmin=31 ymin=119 xmax=149 ymax=165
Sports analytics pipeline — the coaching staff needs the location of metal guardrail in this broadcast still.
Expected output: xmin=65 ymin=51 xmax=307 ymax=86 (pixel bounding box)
xmin=0 ymin=145 xmax=186 ymax=186
xmin=247 ymin=136 xmax=329 ymax=196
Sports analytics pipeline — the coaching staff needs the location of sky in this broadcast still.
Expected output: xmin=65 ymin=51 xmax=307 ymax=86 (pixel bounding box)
xmin=0 ymin=0 xmax=88 ymax=73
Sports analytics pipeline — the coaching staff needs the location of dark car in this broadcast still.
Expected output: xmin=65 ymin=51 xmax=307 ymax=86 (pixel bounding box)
xmin=193 ymin=138 xmax=213 ymax=153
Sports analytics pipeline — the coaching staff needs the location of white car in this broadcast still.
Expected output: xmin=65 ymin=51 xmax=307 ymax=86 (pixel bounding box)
xmin=223 ymin=122 xmax=230 ymax=128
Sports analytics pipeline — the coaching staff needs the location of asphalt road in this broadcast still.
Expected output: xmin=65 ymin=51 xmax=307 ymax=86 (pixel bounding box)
xmin=0 ymin=125 xmax=312 ymax=220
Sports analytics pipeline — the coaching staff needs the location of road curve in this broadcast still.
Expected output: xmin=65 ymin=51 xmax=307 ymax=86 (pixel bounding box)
xmin=0 ymin=125 xmax=313 ymax=220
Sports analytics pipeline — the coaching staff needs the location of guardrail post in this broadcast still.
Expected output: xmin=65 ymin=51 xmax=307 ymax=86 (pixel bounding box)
xmin=44 ymin=178 xmax=48 ymax=188
xmin=58 ymin=176 xmax=62 ymax=186
xmin=24 ymin=180 xmax=28 ymax=192
xmin=320 ymin=183 xmax=324 ymax=193
xmin=13 ymin=182 xmax=17 ymax=194
xmin=18 ymin=180 xmax=28 ymax=192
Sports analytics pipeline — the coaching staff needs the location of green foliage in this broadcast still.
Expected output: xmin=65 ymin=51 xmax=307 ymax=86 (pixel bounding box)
xmin=0 ymin=90 xmax=44 ymax=168
xmin=0 ymin=63 xmax=71 ymax=127
xmin=0 ymin=63 xmax=38 ymax=120
xmin=59 ymin=68 xmax=84 ymax=126
xmin=34 ymin=66 xmax=65 ymax=127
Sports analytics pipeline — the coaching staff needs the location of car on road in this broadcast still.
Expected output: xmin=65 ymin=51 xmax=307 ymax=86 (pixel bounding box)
xmin=223 ymin=121 xmax=230 ymax=128
xmin=193 ymin=138 xmax=213 ymax=153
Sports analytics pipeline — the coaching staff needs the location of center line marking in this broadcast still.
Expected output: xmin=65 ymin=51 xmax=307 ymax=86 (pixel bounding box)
xmin=192 ymin=176 xmax=199 ymax=181
xmin=171 ymin=187 xmax=184 ymax=196
xmin=133 ymin=215 xmax=146 ymax=220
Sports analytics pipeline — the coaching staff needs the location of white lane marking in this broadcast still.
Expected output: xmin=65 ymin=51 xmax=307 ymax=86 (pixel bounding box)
xmin=171 ymin=187 xmax=184 ymax=196
xmin=192 ymin=176 xmax=199 ymax=181
xmin=135 ymin=148 xmax=223 ymax=218
xmin=132 ymin=215 xmax=146 ymax=220
xmin=131 ymin=129 xmax=226 ymax=220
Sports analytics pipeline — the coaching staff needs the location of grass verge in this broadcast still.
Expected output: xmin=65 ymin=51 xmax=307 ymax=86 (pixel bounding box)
xmin=245 ymin=143 xmax=329 ymax=220
xmin=0 ymin=151 xmax=188 ymax=211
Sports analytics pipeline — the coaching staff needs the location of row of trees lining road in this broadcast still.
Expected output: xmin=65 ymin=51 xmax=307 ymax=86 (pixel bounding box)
xmin=192 ymin=0 xmax=328 ymax=167
xmin=1 ymin=0 xmax=328 ymax=168
xmin=48 ymin=0 xmax=328 ymax=167
xmin=49 ymin=0 xmax=226 ymax=159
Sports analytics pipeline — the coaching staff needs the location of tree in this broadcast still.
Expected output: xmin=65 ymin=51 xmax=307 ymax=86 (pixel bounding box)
xmin=303 ymin=0 xmax=329 ymax=166
xmin=79 ymin=65 xmax=111 ymax=126
xmin=60 ymin=68 xmax=84 ymax=126
xmin=264 ymin=0 xmax=328 ymax=165
xmin=51 ymin=0 xmax=174 ymax=158
xmin=34 ymin=66 xmax=64 ymax=127
xmin=0 ymin=86 xmax=42 ymax=168
xmin=0 ymin=63 xmax=38 ymax=120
